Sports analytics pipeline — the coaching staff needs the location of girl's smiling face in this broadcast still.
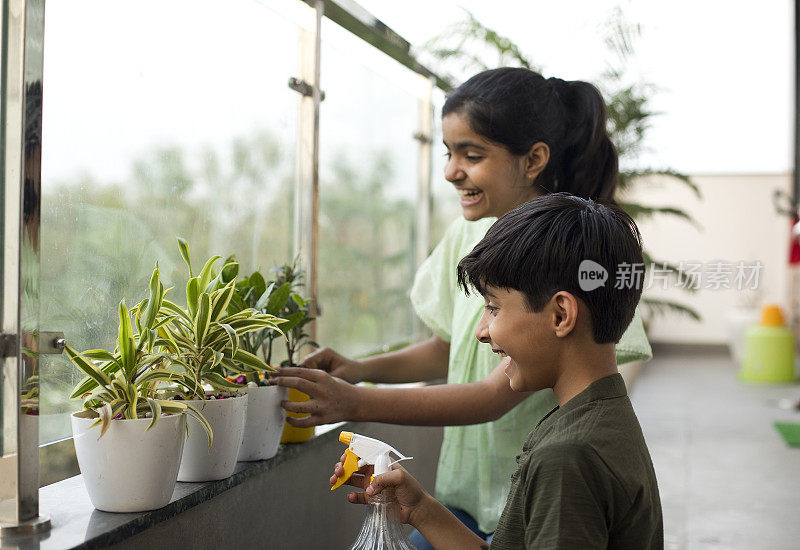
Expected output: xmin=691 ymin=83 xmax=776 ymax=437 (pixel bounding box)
xmin=442 ymin=111 xmax=544 ymax=221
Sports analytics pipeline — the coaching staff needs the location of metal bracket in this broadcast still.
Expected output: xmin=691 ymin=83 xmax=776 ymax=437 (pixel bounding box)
xmin=288 ymin=77 xmax=326 ymax=101
xmin=38 ymin=332 xmax=65 ymax=355
xmin=0 ymin=332 xmax=64 ymax=357
xmin=0 ymin=333 xmax=18 ymax=357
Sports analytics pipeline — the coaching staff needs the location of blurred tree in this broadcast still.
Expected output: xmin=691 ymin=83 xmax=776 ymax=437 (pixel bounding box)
xmin=318 ymin=150 xmax=416 ymax=356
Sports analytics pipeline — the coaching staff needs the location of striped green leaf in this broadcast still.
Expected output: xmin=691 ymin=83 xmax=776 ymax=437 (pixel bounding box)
xmin=229 ymin=348 xmax=274 ymax=373
xmin=144 ymin=398 xmax=161 ymax=431
xmin=198 ymin=255 xmax=222 ymax=291
xmin=118 ymin=301 xmax=136 ymax=379
xmin=194 ymin=292 xmax=212 ymax=346
xmin=177 ymin=237 xmax=192 ymax=276
xmin=210 ymin=281 xmax=236 ymax=322
xmin=203 ymin=371 xmax=243 ymax=391
xmin=65 ymin=346 xmax=113 ymax=395
xmin=161 ymin=300 xmax=192 ymax=324
xmin=186 ymin=277 xmax=200 ymax=318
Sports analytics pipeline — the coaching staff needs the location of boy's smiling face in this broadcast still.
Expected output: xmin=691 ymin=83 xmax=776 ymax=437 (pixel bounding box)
xmin=475 ymin=285 xmax=560 ymax=392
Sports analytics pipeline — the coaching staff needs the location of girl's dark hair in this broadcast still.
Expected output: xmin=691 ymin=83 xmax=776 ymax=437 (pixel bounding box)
xmin=457 ymin=194 xmax=643 ymax=344
xmin=442 ymin=68 xmax=618 ymax=202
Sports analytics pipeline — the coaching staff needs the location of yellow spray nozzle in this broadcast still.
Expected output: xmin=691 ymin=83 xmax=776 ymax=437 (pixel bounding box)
xmin=331 ymin=448 xmax=360 ymax=491
xmin=339 ymin=431 xmax=353 ymax=445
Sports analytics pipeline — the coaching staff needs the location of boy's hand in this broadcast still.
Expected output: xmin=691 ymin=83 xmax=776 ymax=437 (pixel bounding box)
xmin=300 ymin=346 xmax=364 ymax=383
xmin=269 ymin=367 xmax=359 ymax=426
xmin=330 ymin=453 xmax=434 ymax=527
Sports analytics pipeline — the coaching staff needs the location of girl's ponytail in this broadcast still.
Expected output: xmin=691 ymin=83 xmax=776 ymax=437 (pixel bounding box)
xmin=549 ymin=79 xmax=618 ymax=202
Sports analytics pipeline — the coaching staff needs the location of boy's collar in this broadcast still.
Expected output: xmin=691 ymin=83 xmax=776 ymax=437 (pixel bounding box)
xmin=536 ymin=373 xmax=627 ymax=429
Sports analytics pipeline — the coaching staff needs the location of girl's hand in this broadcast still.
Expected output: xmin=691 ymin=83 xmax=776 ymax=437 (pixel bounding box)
xmin=269 ymin=367 xmax=359 ymax=426
xmin=300 ymin=346 xmax=364 ymax=383
xmin=330 ymin=454 xmax=434 ymax=527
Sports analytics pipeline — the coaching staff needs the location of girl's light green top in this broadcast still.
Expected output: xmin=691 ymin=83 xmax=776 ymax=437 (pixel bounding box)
xmin=409 ymin=215 xmax=652 ymax=533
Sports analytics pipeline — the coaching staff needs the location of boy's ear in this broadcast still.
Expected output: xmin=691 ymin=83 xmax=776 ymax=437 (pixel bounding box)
xmin=550 ymin=291 xmax=578 ymax=338
xmin=524 ymin=142 xmax=550 ymax=181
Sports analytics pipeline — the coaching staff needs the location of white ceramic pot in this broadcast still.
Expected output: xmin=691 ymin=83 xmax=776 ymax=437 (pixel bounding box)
xmin=238 ymin=385 xmax=288 ymax=461
xmin=177 ymin=393 xmax=248 ymax=482
xmin=71 ymin=410 xmax=186 ymax=513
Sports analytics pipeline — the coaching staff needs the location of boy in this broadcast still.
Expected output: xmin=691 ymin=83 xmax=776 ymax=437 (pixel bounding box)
xmin=332 ymin=194 xmax=663 ymax=549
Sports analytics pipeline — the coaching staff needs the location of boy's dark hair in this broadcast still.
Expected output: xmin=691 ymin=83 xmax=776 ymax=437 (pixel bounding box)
xmin=457 ymin=193 xmax=644 ymax=344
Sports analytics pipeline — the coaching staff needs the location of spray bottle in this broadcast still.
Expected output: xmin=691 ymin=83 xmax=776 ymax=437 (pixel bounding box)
xmin=332 ymin=431 xmax=416 ymax=550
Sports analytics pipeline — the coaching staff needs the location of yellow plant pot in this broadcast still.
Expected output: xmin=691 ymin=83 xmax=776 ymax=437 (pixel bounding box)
xmin=280 ymin=387 xmax=315 ymax=443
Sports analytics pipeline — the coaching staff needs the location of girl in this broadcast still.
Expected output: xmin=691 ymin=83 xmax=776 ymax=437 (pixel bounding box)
xmin=270 ymin=67 xmax=651 ymax=546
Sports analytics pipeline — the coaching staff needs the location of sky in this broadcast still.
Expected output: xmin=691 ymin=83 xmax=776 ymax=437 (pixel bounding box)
xmin=40 ymin=0 xmax=794 ymax=186
xmin=356 ymin=0 xmax=795 ymax=175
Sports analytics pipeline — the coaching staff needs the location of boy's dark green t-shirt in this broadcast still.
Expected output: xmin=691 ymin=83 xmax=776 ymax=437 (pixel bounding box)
xmin=489 ymin=373 xmax=663 ymax=549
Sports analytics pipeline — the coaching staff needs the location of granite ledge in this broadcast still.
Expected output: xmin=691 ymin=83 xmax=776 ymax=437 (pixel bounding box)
xmin=1 ymin=422 xmax=347 ymax=550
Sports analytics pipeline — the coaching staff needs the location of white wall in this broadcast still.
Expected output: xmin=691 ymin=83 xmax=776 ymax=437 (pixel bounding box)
xmin=626 ymin=173 xmax=793 ymax=344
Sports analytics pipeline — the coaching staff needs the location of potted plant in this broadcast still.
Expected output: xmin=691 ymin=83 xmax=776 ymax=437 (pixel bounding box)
xmin=160 ymin=239 xmax=284 ymax=481
xmin=67 ymin=265 xmax=211 ymax=512
xmin=259 ymin=261 xmax=318 ymax=444
xmin=226 ymin=264 xmax=289 ymax=461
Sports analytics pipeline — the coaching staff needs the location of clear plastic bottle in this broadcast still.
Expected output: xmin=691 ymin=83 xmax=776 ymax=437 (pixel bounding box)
xmin=349 ymin=489 xmax=416 ymax=550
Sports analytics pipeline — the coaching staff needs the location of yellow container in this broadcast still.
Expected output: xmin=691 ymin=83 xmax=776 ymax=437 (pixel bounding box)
xmin=280 ymin=388 xmax=315 ymax=443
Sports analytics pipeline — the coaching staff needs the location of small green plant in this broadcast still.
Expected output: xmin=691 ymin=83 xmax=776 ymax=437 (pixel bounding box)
xmin=157 ymin=239 xmax=286 ymax=397
xmin=65 ymin=264 xmax=212 ymax=443
xmin=263 ymin=260 xmax=317 ymax=368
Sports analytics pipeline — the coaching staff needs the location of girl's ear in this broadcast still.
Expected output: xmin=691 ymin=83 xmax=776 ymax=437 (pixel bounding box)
xmin=550 ymin=291 xmax=578 ymax=338
xmin=524 ymin=142 xmax=550 ymax=181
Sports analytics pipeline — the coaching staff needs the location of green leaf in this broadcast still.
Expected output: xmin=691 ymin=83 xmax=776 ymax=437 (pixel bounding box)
xmin=141 ymin=264 xmax=163 ymax=330
xmin=186 ymin=277 xmax=200 ymax=319
xmin=248 ymin=272 xmax=267 ymax=301
xmin=227 ymin=292 xmax=248 ymax=317
xmin=161 ymin=300 xmax=192 ymax=324
xmin=177 ymin=237 xmax=192 ymax=276
xmin=255 ymin=281 xmax=275 ymax=311
xmin=182 ymin=402 xmax=213 ymax=448
xmin=279 ymin=312 xmax=305 ymax=333
xmin=98 ymin=403 xmax=113 ymax=439
xmin=118 ymin=301 xmax=136 ymax=379
xmin=210 ymin=281 xmax=236 ymax=322
xmin=229 ymin=348 xmax=274 ymax=373
xmin=145 ymin=398 xmax=162 ymax=431
xmin=66 ymin=346 xmax=113 ymax=396
xmin=265 ymin=282 xmax=291 ymax=316
xmin=221 ymin=261 xmax=239 ymax=283
xmin=203 ymin=371 xmax=243 ymax=391
xmin=194 ymin=292 xmax=212 ymax=346
xmin=217 ymin=322 xmax=238 ymax=358
xmin=198 ymin=255 xmax=222 ymax=292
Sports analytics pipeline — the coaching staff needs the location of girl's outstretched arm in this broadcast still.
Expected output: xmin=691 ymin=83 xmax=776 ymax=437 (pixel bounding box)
xmin=299 ymin=335 xmax=451 ymax=384
xmin=270 ymin=357 xmax=529 ymax=427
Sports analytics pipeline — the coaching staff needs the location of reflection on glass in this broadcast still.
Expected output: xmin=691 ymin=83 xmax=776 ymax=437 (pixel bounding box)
xmin=317 ymin=21 xmax=423 ymax=358
xmin=39 ymin=0 xmax=302 ymax=444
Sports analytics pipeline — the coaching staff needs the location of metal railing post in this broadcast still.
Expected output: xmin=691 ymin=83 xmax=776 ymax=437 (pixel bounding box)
xmin=413 ymin=76 xmax=434 ymax=341
xmin=0 ymin=0 xmax=50 ymax=536
xmin=293 ymin=0 xmax=323 ymax=343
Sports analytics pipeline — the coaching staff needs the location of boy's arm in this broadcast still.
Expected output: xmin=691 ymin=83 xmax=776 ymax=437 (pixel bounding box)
xmin=270 ymin=358 xmax=531 ymax=427
xmin=411 ymin=498 xmax=490 ymax=550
